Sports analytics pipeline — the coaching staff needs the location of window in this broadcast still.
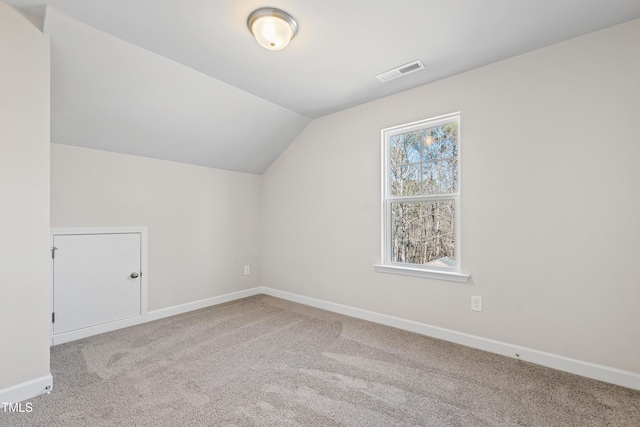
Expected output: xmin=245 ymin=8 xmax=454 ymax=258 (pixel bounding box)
xmin=376 ymin=112 xmax=468 ymax=282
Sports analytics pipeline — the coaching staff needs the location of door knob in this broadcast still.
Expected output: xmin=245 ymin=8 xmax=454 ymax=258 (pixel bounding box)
xmin=130 ymin=272 xmax=139 ymax=279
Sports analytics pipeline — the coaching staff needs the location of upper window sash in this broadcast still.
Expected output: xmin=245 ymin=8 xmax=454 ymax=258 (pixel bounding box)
xmin=383 ymin=113 xmax=460 ymax=200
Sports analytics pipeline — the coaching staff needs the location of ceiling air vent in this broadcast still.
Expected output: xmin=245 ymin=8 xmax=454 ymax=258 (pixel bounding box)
xmin=376 ymin=60 xmax=425 ymax=83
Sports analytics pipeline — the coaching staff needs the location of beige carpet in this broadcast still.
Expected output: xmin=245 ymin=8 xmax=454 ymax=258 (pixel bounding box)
xmin=1 ymin=295 xmax=638 ymax=426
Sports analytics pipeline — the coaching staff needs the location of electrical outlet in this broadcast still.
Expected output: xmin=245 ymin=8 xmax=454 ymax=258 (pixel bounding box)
xmin=471 ymin=296 xmax=483 ymax=312
xmin=244 ymin=265 xmax=250 ymax=275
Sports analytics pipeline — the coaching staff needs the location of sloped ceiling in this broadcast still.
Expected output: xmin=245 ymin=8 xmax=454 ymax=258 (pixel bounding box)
xmin=44 ymin=8 xmax=310 ymax=174
xmin=6 ymin=0 xmax=640 ymax=173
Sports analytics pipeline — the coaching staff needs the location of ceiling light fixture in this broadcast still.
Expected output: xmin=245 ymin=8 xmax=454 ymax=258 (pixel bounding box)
xmin=247 ymin=8 xmax=298 ymax=51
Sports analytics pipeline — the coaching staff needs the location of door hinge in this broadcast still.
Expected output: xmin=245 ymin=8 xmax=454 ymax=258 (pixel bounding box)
xmin=51 ymin=246 xmax=58 ymax=259
xmin=52 ymin=312 xmax=55 ymax=323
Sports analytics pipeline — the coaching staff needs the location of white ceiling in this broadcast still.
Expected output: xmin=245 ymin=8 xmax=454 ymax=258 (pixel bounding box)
xmin=7 ymin=0 xmax=640 ymax=173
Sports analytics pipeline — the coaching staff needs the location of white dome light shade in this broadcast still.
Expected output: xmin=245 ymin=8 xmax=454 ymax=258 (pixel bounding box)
xmin=248 ymin=8 xmax=298 ymax=51
xmin=252 ymin=16 xmax=292 ymax=50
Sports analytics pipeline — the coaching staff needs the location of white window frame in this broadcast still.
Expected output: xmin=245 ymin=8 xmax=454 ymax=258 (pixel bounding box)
xmin=375 ymin=112 xmax=469 ymax=283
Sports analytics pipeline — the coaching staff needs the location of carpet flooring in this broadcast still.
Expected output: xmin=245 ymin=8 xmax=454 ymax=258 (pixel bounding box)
xmin=1 ymin=294 xmax=639 ymax=426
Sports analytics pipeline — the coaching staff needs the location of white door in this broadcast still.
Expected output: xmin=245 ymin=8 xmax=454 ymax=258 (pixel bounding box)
xmin=52 ymin=233 xmax=141 ymax=335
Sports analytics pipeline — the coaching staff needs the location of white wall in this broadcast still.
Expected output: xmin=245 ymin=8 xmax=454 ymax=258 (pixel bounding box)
xmin=0 ymin=1 xmax=51 ymax=390
xmin=262 ymin=19 xmax=640 ymax=375
xmin=51 ymin=144 xmax=261 ymax=311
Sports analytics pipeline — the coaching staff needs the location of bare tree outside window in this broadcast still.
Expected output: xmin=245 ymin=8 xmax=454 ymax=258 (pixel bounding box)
xmin=383 ymin=114 xmax=460 ymax=270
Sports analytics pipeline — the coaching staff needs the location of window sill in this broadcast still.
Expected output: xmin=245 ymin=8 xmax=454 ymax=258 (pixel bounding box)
xmin=374 ymin=264 xmax=470 ymax=283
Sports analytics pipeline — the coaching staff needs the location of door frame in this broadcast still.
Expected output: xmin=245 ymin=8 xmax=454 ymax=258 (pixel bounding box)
xmin=50 ymin=227 xmax=149 ymax=345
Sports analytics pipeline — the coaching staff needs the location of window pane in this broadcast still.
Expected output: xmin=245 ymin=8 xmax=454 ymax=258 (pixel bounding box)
xmin=390 ymin=133 xmax=420 ymax=166
xmin=421 ymin=159 xmax=458 ymax=194
xmin=391 ymin=164 xmax=420 ymax=196
xmin=391 ymin=200 xmax=456 ymax=266
xmin=423 ymin=123 xmax=458 ymax=161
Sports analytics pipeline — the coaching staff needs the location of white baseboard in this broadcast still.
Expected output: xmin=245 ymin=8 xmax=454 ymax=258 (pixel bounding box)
xmin=48 ymin=285 xmax=639 ymax=390
xmin=0 ymin=374 xmax=52 ymax=404
xmin=52 ymin=315 xmax=149 ymax=345
xmin=147 ymin=287 xmax=262 ymax=322
xmin=53 ymin=287 xmax=262 ymax=345
xmin=260 ymin=287 xmax=640 ymax=391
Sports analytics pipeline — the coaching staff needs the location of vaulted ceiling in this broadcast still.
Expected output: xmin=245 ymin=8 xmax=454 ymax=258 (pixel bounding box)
xmin=7 ymin=0 xmax=640 ymax=173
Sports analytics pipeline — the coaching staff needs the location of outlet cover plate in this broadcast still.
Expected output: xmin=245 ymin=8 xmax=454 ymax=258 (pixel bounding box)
xmin=471 ymin=296 xmax=483 ymax=312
